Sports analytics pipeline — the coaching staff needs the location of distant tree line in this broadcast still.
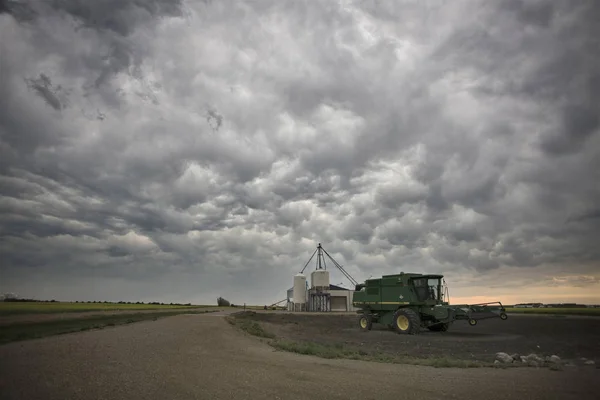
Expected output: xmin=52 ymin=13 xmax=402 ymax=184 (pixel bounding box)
xmin=217 ymin=297 xmax=242 ymax=307
xmin=510 ymin=303 xmax=595 ymax=308
xmin=1 ymin=297 xmax=56 ymax=303
xmin=0 ymin=294 xmax=191 ymax=306
xmin=71 ymin=301 xmax=193 ymax=306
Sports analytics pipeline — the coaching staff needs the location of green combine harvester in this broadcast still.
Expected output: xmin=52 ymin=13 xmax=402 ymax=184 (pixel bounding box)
xmin=352 ymin=272 xmax=508 ymax=334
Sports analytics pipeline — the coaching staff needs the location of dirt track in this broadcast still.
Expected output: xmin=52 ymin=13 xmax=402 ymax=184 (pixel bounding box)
xmin=239 ymin=311 xmax=600 ymax=366
xmin=0 ymin=311 xmax=597 ymax=400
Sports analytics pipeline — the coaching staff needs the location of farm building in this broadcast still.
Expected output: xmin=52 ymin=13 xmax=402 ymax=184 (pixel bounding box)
xmin=286 ymin=282 xmax=358 ymax=312
xmin=286 ymin=243 xmax=360 ymax=312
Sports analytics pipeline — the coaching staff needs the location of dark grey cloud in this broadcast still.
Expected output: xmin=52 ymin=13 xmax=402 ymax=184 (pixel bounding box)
xmin=0 ymin=0 xmax=599 ymax=304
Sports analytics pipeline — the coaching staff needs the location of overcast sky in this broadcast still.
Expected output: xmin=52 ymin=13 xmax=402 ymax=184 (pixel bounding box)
xmin=1 ymin=0 xmax=598 ymax=305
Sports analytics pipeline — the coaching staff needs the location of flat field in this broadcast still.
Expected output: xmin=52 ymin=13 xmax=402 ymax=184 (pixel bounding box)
xmin=0 ymin=302 xmax=226 ymax=331
xmin=0 ymin=301 xmax=208 ymax=316
xmin=230 ymin=311 xmax=600 ymax=368
xmin=0 ymin=308 xmax=223 ymax=345
xmin=504 ymin=307 xmax=600 ymax=316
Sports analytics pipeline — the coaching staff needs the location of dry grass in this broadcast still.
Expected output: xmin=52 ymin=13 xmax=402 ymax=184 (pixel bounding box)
xmin=225 ymin=316 xmax=276 ymax=339
xmin=0 ymin=310 xmax=219 ymax=344
xmin=227 ymin=314 xmax=495 ymax=368
xmin=0 ymin=302 xmax=214 ymax=316
xmin=270 ymin=339 xmax=492 ymax=368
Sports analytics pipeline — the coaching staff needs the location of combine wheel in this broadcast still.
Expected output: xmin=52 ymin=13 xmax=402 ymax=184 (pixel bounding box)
xmin=392 ymin=308 xmax=420 ymax=335
xmin=500 ymin=312 xmax=508 ymax=320
xmin=358 ymin=313 xmax=373 ymax=331
xmin=468 ymin=318 xmax=478 ymax=326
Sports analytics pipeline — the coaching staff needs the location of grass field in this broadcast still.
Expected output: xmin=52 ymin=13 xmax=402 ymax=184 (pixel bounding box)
xmin=0 ymin=302 xmax=214 ymax=316
xmin=228 ymin=311 xmax=600 ymax=370
xmin=506 ymin=307 xmax=600 ymax=316
xmin=0 ymin=309 xmax=219 ymax=344
xmin=226 ymin=314 xmax=493 ymax=368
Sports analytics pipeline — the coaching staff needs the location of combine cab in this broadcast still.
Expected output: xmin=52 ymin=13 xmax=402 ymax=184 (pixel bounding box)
xmin=352 ymin=272 xmax=507 ymax=334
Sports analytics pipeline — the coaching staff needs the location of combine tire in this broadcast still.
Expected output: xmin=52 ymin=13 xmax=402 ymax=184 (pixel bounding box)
xmin=427 ymin=322 xmax=450 ymax=332
xmin=392 ymin=308 xmax=420 ymax=335
xmin=358 ymin=314 xmax=373 ymax=331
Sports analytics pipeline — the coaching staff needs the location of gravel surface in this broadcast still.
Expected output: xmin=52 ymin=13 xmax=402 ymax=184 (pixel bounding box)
xmin=0 ymin=311 xmax=597 ymax=400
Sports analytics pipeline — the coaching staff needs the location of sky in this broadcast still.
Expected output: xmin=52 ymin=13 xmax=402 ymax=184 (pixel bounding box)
xmin=0 ymin=0 xmax=599 ymax=306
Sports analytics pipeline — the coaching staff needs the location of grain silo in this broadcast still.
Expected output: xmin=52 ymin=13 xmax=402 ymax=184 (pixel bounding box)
xmin=311 ymin=269 xmax=330 ymax=289
xmin=292 ymin=273 xmax=307 ymax=311
xmin=289 ymin=243 xmax=360 ymax=312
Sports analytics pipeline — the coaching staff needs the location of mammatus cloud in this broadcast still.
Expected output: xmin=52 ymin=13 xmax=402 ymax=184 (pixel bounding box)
xmin=1 ymin=0 xmax=599 ymax=304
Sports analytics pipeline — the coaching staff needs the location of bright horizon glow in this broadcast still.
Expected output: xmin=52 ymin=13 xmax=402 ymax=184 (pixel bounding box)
xmin=450 ymin=295 xmax=600 ymax=306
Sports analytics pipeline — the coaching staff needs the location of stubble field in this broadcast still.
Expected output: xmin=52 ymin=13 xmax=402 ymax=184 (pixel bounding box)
xmin=230 ymin=311 xmax=600 ymax=369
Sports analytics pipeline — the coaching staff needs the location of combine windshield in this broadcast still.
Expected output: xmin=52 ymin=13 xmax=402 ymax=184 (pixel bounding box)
xmin=412 ymin=277 xmax=441 ymax=301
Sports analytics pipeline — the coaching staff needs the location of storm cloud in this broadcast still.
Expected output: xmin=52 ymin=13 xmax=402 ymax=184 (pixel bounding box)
xmin=1 ymin=0 xmax=598 ymax=304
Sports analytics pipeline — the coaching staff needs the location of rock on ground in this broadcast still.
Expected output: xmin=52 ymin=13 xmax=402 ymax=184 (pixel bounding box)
xmin=496 ymin=352 xmax=514 ymax=363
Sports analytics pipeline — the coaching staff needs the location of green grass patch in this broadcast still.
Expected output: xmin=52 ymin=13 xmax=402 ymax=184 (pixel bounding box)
xmin=226 ymin=314 xmax=490 ymax=368
xmin=506 ymin=307 xmax=600 ymax=316
xmin=225 ymin=316 xmax=275 ymax=339
xmin=0 ymin=309 xmax=218 ymax=345
xmin=270 ymin=340 xmax=491 ymax=368
xmin=0 ymin=302 xmax=214 ymax=316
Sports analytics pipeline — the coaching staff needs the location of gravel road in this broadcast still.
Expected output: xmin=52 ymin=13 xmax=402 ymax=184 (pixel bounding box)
xmin=0 ymin=311 xmax=597 ymax=400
